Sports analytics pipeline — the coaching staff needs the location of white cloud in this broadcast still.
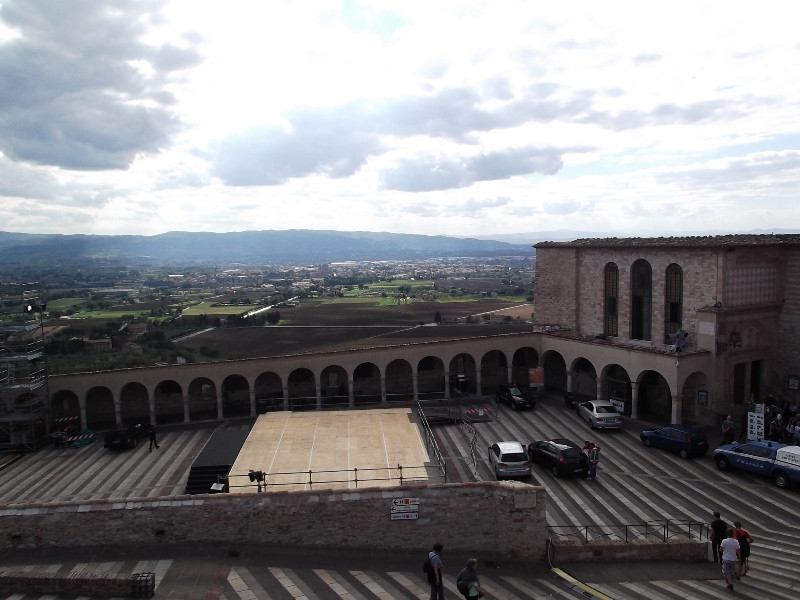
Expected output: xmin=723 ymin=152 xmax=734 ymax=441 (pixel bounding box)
xmin=1 ymin=0 xmax=800 ymax=238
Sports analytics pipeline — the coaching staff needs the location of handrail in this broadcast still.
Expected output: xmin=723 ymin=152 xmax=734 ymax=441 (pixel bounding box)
xmin=547 ymin=520 xmax=708 ymax=544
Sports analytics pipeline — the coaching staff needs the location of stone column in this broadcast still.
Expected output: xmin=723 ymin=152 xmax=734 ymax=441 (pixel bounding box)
xmin=316 ymin=380 xmax=323 ymax=410
xmin=282 ymin=385 xmax=289 ymax=411
xmin=507 ymin=364 xmax=513 ymax=385
xmin=348 ymin=375 xmax=354 ymax=408
xmin=380 ymin=376 xmax=387 ymax=406
xmin=412 ymin=373 xmax=419 ymax=402
xmin=217 ymin=392 xmax=224 ymax=420
xmin=249 ymin=389 xmax=256 ymax=417
xmin=596 ymin=377 xmax=603 ymax=401
xmin=475 ymin=367 xmax=482 ymax=395
xmin=182 ymin=395 xmax=190 ymax=423
xmin=444 ymin=371 xmax=451 ymax=400
xmin=672 ymin=393 xmax=682 ymax=424
xmin=630 ymin=382 xmax=639 ymax=419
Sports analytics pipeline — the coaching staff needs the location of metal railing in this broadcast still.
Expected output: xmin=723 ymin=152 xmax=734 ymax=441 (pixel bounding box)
xmin=226 ymin=463 xmax=440 ymax=492
xmin=547 ymin=520 xmax=708 ymax=544
xmin=417 ymin=401 xmax=448 ymax=482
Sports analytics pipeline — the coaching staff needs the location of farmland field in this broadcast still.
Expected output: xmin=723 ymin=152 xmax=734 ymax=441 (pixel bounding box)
xmin=175 ymin=298 xmax=533 ymax=360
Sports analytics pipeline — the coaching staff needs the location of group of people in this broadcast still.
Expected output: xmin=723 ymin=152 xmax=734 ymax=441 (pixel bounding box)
xmin=426 ymin=543 xmax=486 ymax=599
xmin=758 ymin=394 xmax=800 ymax=443
xmin=709 ymin=511 xmax=753 ymax=592
xmin=582 ymin=440 xmax=601 ymax=480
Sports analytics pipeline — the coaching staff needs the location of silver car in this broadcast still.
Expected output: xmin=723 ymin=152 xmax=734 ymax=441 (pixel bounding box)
xmin=488 ymin=441 xmax=532 ymax=479
xmin=578 ymin=400 xmax=623 ymax=430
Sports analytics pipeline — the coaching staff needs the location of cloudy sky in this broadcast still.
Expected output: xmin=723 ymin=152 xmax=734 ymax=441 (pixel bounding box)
xmin=2 ymin=1 xmax=799 ymax=240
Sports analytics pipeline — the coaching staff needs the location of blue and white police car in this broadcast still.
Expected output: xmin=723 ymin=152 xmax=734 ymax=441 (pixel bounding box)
xmin=713 ymin=441 xmax=800 ymax=489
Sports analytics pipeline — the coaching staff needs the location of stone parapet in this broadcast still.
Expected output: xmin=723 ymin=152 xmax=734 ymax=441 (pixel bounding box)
xmin=551 ymin=538 xmax=708 ymax=562
xmin=0 ymin=481 xmax=547 ymax=561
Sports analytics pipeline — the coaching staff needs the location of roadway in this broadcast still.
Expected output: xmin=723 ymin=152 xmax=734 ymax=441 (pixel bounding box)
xmin=0 ymin=396 xmax=798 ymax=599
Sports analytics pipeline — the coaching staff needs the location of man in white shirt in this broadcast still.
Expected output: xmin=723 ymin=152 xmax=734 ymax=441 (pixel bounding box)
xmin=719 ymin=528 xmax=741 ymax=592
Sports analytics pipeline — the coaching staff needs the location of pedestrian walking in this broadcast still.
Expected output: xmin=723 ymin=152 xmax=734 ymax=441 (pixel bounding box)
xmin=427 ymin=543 xmax=444 ymax=600
xmin=583 ymin=441 xmax=600 ymax=480
xmin=456 ymin=558 xmax=486 ymax=598
xmin=709 ymin=511 xmax=728 ymax=563
xmin=719 ymin=528 xmax=740 ymax=592
xmin=148 ymin=425 xmax=160 ymax=452
xmin=733 ymin=520 xmax=753 ymax=578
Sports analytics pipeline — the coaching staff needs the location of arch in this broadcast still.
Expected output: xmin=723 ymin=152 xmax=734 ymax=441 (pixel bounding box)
xmin=602 ymin=364 xmax=632 ymax=416
xmin=50 ymin=389 xmax=80 ymax=421
xmin=631 ymin=259 xmax=653 ymax=341
xmin=449 ymin=353 xmax=477 ymax=394
xmin=353 ymin=362 xmax=381 ymax=407
xmin=681 ymin=370 xmax=710 ymax=424
xmin=636 ymin=370 xmax=672 ymax=422
xmin=417 ymin=356 xmax=445 ymax=399
xmin=222 ymin=374 xmax=250 ymax=418
xmin=479 ymin=350 xmax=508 ymax=394
xmin=604 ymin=262 xmax=619 ymax=337
xmin=288 ymin=368 xmax=316 ymax=410
xmin=511 ymin=346 xmax=539 ymax=387
xmin=664 ymin=263 xmax=683 ymax=343
xmin=570 ymin=357 xmax=598 ymax=401
xmin=254 ymin=371 xmax=283 ymax=413
xmin=188 ymin=377 xmax=217 ymax=421
xmin=154 ymin=380 xmax=184 ymax=425
xmin=320 ymin=365 xmax=348 ymax=408
xmin=86 ymin=385 xmax=115 ymax=430
xmin=120 ymin=381 xmax=150 ymax=425
xmin=541 ymin=351 xmax=567 ymax=395
xmin=385 ymin=359 xmax=413 ymax=403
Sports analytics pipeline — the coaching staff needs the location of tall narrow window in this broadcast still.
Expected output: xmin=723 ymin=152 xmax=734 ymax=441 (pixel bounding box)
xmin=664 ymin=263 xmax=683 ymax=342
xmin=604 ymin=263 xmax=619 ymax=336
xmin=630 ymin=259 xmax=652 ymax=341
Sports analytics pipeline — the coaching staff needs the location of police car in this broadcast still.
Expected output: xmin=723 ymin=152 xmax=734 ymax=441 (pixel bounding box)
xmin=713 ymin=441 xmax=800 ymax=489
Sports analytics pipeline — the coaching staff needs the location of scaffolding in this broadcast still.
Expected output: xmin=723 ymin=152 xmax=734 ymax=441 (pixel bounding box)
xmin=1 ymin=283 xmax=49 ymax=452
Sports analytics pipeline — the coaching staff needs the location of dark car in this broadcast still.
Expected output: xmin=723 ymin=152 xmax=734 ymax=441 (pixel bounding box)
xmin=640 ymin=424 xmax=709 ymax=458
xmin=104 ymin=423 xmax=147 ymax=450
xmin=495 ymin=384 xmax=535 ymax=410
xmin=528 ymin=438 xmax=588 ymax=477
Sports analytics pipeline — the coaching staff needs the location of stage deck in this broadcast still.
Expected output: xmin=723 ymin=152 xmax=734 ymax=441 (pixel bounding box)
xmin=229 ymin=408 xmax=435 ymax=493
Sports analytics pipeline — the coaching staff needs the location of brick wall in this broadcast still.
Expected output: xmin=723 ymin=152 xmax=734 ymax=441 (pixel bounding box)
xmin=0 ymin=481 xmax=547 ymax=561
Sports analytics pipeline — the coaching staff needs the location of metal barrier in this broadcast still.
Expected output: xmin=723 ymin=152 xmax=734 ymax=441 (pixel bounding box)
xmin=547 ymin=520 xmax=708 ymax=544
xmin=227 ymin=463 xmax=442 ymax=492
xmin=416 ymin=401 xmax=448 ymax=482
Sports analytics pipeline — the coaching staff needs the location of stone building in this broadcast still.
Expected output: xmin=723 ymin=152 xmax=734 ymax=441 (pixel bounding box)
xmin=532 ymin=234 xmax=800 ymax=427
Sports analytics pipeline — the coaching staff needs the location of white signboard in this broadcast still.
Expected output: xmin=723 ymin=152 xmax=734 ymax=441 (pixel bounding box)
xmin=609 ymin=398 xmax=625 ymax=413
xmin=392 ymin=497 xmax=419 ymax=506
xmin=747 ymin=404 xmax=765 ymax=441
xmin=391 ymin=497 xmax=419 ymax=520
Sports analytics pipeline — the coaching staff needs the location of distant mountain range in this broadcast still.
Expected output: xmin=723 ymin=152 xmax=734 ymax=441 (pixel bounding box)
xmin=0 ymin=230 xmax=535 ymax=268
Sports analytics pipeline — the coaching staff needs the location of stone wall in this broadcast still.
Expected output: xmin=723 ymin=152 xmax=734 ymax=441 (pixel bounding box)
xmin=551 ymin=538 xmax=708 ymax=562
xmin=0 ymin=481 xmax=547 ymax=561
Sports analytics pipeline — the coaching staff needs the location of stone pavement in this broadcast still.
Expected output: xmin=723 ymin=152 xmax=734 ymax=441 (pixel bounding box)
xmin=3 ymin=542 xmax=797 ymax=600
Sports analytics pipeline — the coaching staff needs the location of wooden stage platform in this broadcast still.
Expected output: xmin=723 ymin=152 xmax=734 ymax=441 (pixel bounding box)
xmin=229 ymin=408 xmax=437 ymax=493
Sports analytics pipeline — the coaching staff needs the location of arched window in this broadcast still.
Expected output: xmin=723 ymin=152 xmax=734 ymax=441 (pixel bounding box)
xmin=630 ymin=259 xmax=652 ymax=341
xmin=604 ymin=263 xmax=619 ymax=336
xmin=664 ymin=263 xmax=683 ymax=342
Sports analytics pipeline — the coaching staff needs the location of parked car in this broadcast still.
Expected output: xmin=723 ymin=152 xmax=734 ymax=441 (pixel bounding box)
xmin=104 ymin=423 xmax=147 ymax=450
xmin=578 ymin=400 xmax=623 ymax=429
xmin=495 ymin=384 xmax=535 ymax=410
xmin=640 ymin=424 xmax=709 ymax=458
xmin=528 ymin=438 xmax=588 ymax=477
xmin=713 ymin=441 xmax=800 ymax=488
xmin=488 ymin=441 xmax=531 ymax=479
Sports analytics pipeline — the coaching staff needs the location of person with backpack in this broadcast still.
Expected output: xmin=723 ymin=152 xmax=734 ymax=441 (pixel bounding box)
xmin=733 ymin=520 xmax=753 ymax=578
xmin=456 ymin=558 xmax=486 ymax=598
xmin=426 ymin=543 xmax=444 ymax=600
